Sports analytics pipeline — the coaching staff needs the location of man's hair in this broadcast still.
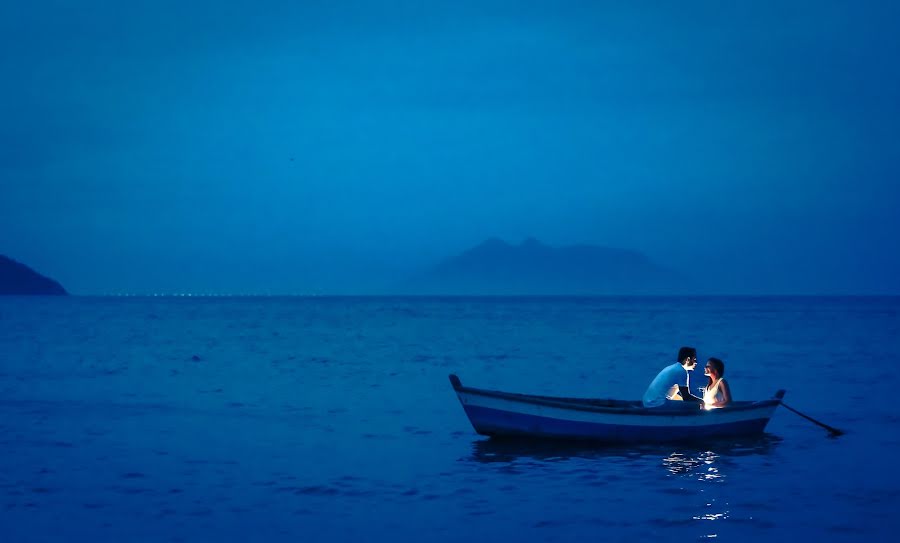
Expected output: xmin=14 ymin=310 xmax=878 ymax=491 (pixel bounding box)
xmin=677 ymin=346 xmax=697 ymax=364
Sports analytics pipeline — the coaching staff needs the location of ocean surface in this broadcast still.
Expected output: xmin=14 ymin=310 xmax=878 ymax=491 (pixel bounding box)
xmin=1 ymin=296 xmax=899 ymax=542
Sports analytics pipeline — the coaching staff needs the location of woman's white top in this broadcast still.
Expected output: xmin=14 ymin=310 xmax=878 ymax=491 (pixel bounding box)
xmin=703 ymin=378 xmax=726 ymax=406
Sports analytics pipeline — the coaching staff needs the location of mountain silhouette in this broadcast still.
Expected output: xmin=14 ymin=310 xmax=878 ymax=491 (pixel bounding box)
xmin=0 ymin=255 xmax=68 ymax=295
xmin=403 ymin=238 xmax=686 ymax=295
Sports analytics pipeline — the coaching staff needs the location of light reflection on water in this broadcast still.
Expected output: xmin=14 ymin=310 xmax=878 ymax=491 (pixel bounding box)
xmin=663 ymin=451 xmax=724 ymax=481
xmin=468 ymin=434 xmax=781 ymax=468
xmin=659 ymin=438 xmax=782 ymax=536
xmin=466 ymin=435 xmax=781 ymax=538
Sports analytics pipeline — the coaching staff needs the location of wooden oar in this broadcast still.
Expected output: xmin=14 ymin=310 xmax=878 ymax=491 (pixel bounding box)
xmin=780 ymin=402 xmax=844 ymax=437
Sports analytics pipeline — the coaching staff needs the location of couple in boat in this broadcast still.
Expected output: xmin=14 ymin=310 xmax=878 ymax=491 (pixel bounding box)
xmin=642 ymin=346 xmax=731 ymax=409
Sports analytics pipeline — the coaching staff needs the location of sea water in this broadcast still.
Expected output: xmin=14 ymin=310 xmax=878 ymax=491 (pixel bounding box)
xmin=1 ymin=296 xmax=898 ymax=542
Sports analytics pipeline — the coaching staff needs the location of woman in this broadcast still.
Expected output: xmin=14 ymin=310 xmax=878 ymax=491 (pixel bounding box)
xmin=702 ymin=357 xmax=732 ymax=409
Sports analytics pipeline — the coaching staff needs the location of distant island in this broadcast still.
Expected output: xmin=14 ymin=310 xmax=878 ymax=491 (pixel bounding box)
xmin=0 ymin=255 xmax=68 ymax=295
xmin=402 ymin=238 xmax=687 ymax=295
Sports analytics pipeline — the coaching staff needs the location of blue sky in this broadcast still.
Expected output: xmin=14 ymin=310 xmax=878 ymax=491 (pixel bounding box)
xmin=2 ymin=1 xmax=899 ymax=294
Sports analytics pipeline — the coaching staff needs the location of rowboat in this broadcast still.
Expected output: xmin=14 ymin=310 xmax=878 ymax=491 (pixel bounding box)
xmin=449 ymin=374 xmax=785 ymax=443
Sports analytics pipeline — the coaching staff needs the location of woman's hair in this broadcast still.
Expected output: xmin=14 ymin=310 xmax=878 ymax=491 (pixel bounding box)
xmin=706 ymin=357 xmax=725 ymax=388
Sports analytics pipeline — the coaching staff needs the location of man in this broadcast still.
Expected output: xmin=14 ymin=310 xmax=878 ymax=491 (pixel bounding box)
xmin=642 ymin=346 xmax=700 ymax=407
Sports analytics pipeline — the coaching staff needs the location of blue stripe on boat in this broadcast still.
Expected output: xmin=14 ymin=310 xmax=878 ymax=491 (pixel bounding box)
xmin=464 ymin=404 xmax=771 ymax=443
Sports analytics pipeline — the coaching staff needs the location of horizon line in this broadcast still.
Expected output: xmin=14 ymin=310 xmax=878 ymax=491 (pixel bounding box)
xmin=8 ymin=293 xmax=900 ymax=299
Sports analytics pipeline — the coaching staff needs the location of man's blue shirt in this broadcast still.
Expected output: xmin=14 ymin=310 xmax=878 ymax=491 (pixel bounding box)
xmin=642 ymin=362 xmax=690 ymax=407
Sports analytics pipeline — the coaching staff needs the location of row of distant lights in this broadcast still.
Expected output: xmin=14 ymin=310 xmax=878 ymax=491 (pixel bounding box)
xmin=104 ymin=293 xmax=325 ymax=297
